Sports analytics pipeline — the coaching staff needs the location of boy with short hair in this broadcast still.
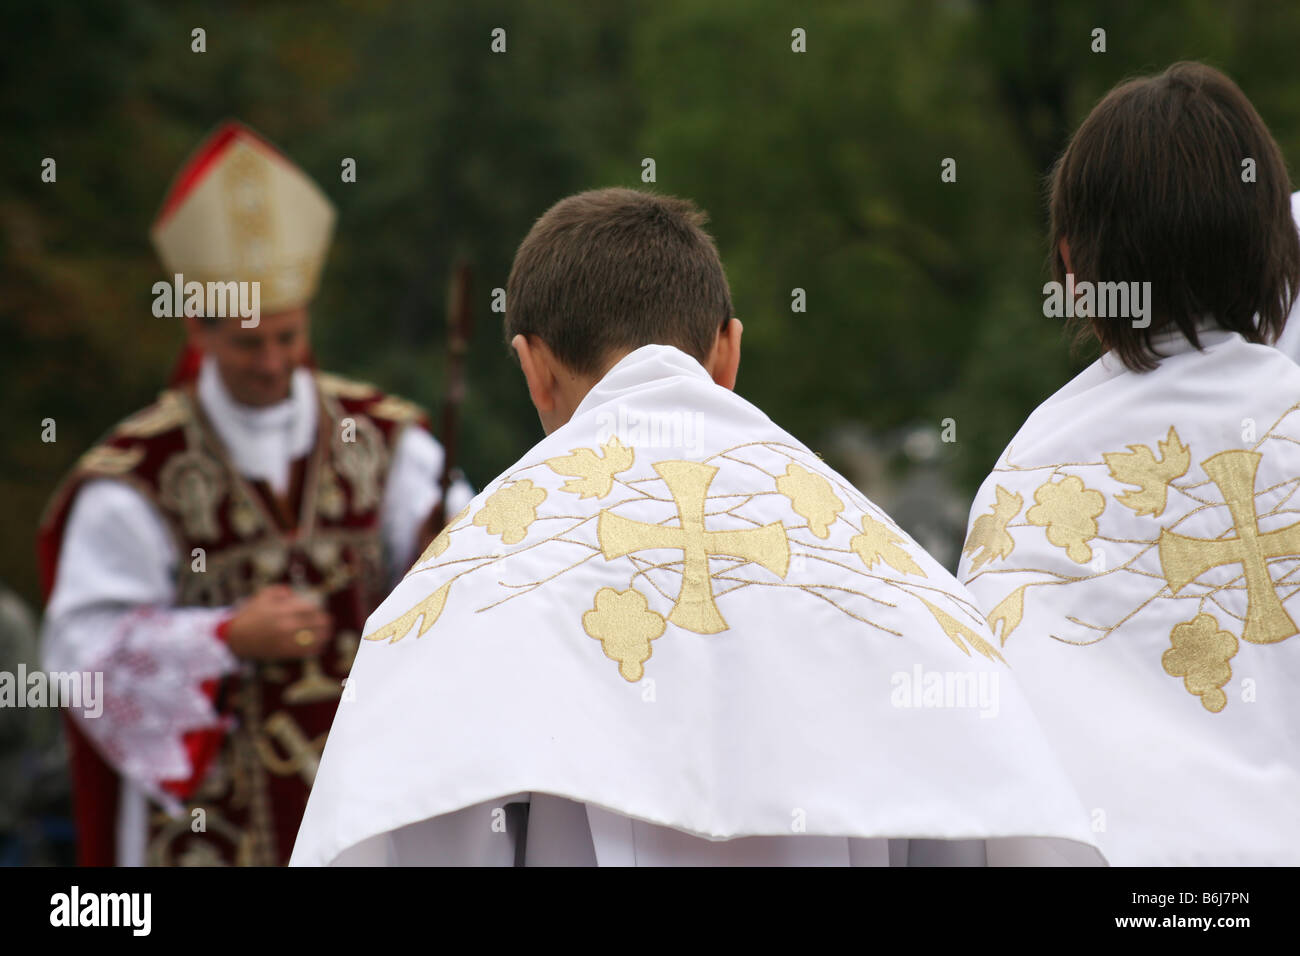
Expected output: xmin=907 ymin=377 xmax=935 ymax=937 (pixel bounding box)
xmin=294 ymin=188 xmax=1098 ymax=866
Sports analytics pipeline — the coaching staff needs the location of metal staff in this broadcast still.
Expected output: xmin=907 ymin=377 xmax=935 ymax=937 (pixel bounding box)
xmin=426 ymin=260 xmax=473 ymax=537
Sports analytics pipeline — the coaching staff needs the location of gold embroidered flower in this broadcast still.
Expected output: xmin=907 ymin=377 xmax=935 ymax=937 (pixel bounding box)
xmin=1025 ymin=475 xmax=1105 ymax=564
xmin=962 ymin=485 xmax=1022 ymax=571
xmin=850 ymin=514 xmax=926 ymax=577
xmin=775 ymin=463 xmax=843 ymax=539
xmin=582 ymin=587 xmax=666 ymax=681
xmin=472 ymin=480 xmax=547 ymax=544
xmin=1162 ymin=612 xmax=1238 ymax=713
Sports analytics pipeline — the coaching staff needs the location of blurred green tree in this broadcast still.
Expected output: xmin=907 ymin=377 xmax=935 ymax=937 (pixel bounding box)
xmin=5 ymin=0 xmax=1300 ymax=606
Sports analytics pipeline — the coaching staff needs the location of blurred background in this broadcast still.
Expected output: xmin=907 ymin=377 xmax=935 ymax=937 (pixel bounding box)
xmin=4 ymin=0 xmax=1300 ymax=864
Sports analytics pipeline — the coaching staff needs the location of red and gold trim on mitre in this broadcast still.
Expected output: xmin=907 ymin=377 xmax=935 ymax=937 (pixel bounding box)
xmin=150 ymin=120 xmax=336 ymax=316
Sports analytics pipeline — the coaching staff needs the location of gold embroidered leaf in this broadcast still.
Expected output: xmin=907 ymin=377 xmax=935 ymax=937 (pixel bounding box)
xmin=416 ymin=505 xmax=471 ymax=566
xmin=918 ymin=597 xmax=1005 ymax=664
xmin=363 ymin=580 xmax=452 ymax=644
xmin=582 ymin=587 xmax=666 ymax=681
xmin=775 ymin=463 xmax=843 ymax=538
xmin=473 ymin=479 xmax=547 ymax=544
xmin=1104 ymin=426 xmax=1190 ymax=517
xmin=962 ymin=486 xmax=1022 ymax=571
xmin=1026 ymin=475 xmax=1105 ymax=564
xmin=987 ymin=585 xmax=1027 ymax=646
xmin=1161 ymin=612 xmax=1238 ymax=713
xmin=850 ymin=514 xmax=927 ymax=578
xmin=545 ymin=437 xmax=635 ymax=499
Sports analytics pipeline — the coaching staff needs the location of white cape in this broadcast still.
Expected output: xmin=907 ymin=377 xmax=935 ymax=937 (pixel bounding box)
xmin=292 ymin=346 xmax=1100 ymax=865
xmin=1270 ymin=190 xmax=1300 ymax=366
xmin=959 ymin=329 xmax=1300 ymax=865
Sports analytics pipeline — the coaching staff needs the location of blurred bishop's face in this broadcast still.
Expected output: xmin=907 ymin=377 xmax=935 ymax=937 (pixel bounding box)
xmin=191 ymin=307 xmax=312 ymax=407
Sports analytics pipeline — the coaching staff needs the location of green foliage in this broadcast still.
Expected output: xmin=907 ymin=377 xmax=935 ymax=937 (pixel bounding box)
xmin=5 ymin=0 xmax=1300 ymax=604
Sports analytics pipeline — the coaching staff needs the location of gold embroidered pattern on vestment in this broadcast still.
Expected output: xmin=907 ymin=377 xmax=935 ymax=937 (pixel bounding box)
xmin=414 ymin=506 xmax=470 ymax=567
xmin=965 ymin=409 xmax=1300 ymax=712
xmin=364 ymin=440 xmax=994 ymax=682
xmin=1159 ymin=449 xmax=1300 ymax=645
xmin=583 ymin=587 xmax=667 ymax=680
xmin=1025 ymin=475 xmax=1106 ymax=564
xmin=1105 ymin=426 xmax=1190 ymax=518
xmin=332 ymin=413 xmax=386 ymax=512
xmin=158 ymin=450 xmax=227 ymax=541
xmin=851 ymin=513 xmax=927 ymax=578
xmin=775 ymin=462 xmax=843 ymax=538
xmin=598 ymin=460 xmax=789 ymax=634
xmin=546 ymin=436 xmax=634 ymax=500
xmin=363 ymin=580 xmax=452 ymax=644
xmin=962 ymin=486 xmax=1022 ymax=571
xmin=118 ymin=390 xmax=189 ymax=438
xmin=473 ymin=480 xmax=547 ymax=544
xmin=1162 ymin=612 xmax=1238 ymax=713
xmin=77 ymin=445 xmax=146 ymax=477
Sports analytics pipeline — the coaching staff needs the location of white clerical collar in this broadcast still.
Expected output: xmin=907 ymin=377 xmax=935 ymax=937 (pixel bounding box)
xmin=196 ymin=356 xmax=318 ymax=491
xmin=1099 ymin=317 xmax=1234 ymax=373
xmin=573 ymin=344 xmax=711 ymax=419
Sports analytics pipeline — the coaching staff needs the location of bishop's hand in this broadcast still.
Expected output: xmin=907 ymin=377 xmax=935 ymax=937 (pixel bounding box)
xmin=224 ymin=584 xmax=333 ymax=660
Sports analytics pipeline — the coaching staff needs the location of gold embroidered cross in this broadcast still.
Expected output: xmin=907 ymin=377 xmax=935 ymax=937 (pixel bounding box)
xmin=1159 ymin=449 xmax=1300 ymax=645
xmin=596 ymin=460 xmax=790 ymax=634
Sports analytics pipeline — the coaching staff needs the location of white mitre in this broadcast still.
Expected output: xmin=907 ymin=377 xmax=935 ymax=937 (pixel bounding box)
xmin=150 ymin=120 xmax=335 ymax=315
xmin=959 ymin=328 xmax=1300 ymax=864
xmin=292 ymin=345 xmax=1100 ymax=865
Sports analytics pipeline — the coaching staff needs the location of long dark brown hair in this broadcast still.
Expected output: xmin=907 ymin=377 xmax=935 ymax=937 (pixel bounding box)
xmin=1049 ymin=61 xmax=1300 ymax=371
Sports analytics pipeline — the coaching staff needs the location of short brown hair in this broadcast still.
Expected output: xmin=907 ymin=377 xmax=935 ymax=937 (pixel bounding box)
xmin=504 ymin=188 xmax=732 ymax=376
xmin=1049 ymin=61 xmax=1300 ymax=371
